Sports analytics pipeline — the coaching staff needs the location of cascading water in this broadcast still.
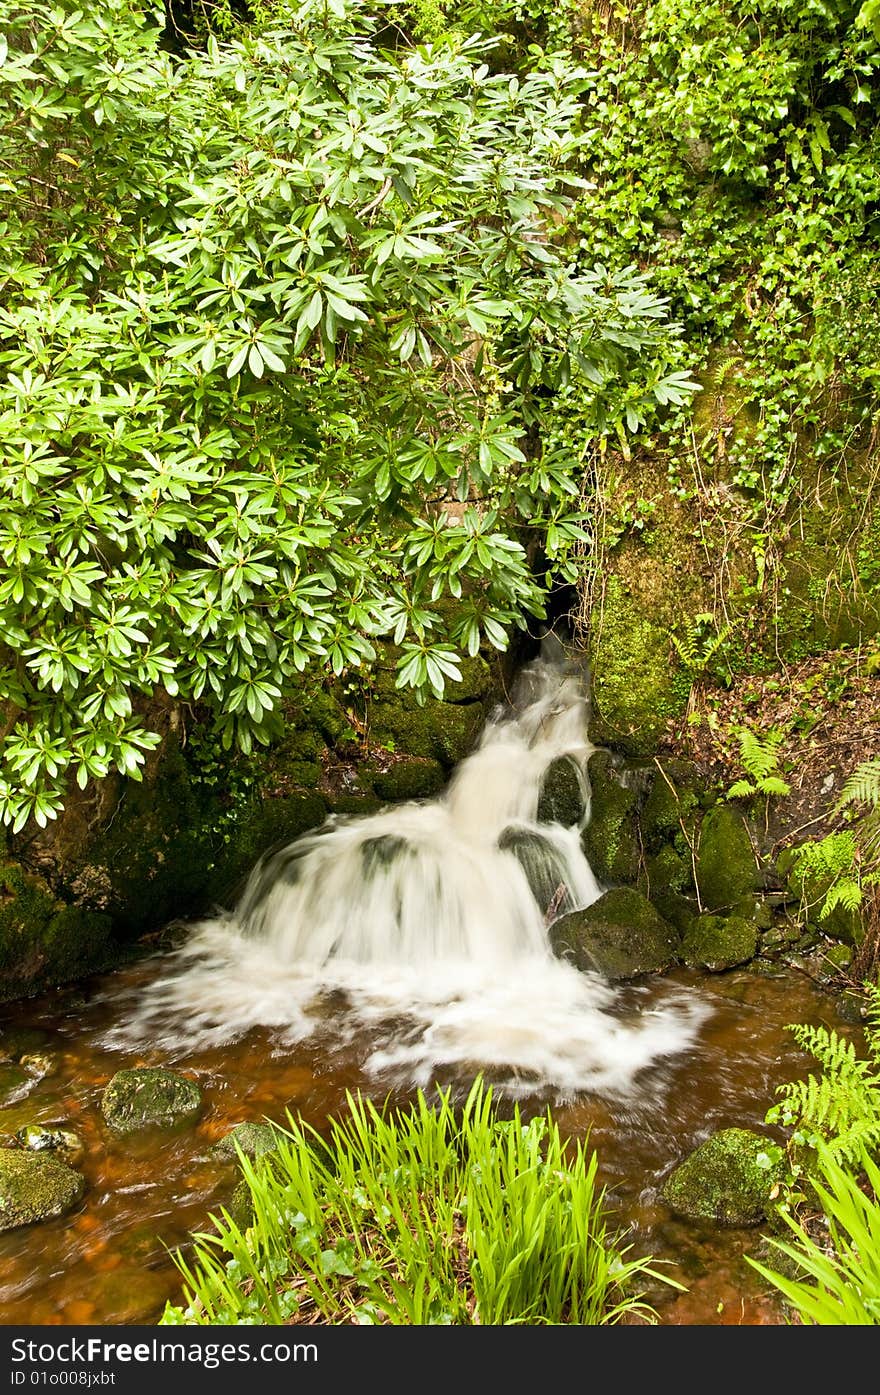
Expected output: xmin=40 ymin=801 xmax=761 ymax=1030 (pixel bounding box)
xmin=121 ymin=639 xmax=710 ymax=1096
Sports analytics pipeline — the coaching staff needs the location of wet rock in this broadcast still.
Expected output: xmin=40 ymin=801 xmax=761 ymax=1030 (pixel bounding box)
xmin=19 ymin=1053 xmax=56 ymax=1079
xmin=499 ymin=828 xmax=578 ymax=920
xmin=15 ymin=1124 xmax=84 ymax=1165
xmin=227 ymin=1179 xmax=254 ymax=1229
xmin=661 ymin=1128 xmax=784 ymax=1227
xmin=549 ymin=887 xmax=679 ymax=980
xmin=0 ymin=1147 xmax=85 ymax=1231
xmin=0 ymin=1028 xmax=51 ymax=1062
xmin=681 ymin=914 xmax=759 ymax=972
xmin=537 ymin=757 xmax=586 ymax=828
xmin=580 ymin=752 xmax=641 ymax=884
xmin=101 ymin=1068 xmax=203 ymax=1134
xmin=211 ymin=1122 xmax=283 ymax=1163
xmin=640 ymin=761 xmax=700 ymax=851
xmin=696 ymin=805 xmax=760 ymax=911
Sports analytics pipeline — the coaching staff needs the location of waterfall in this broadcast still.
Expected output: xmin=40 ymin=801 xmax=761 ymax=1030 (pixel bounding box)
xmin=120 ymin=639 xmax=709 ymax=1097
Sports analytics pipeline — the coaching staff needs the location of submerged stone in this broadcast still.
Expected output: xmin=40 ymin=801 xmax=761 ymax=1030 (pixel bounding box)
xmin=549 ymin=887 xmax=679 ymax=980
xmin=0 ymin=1148 xmax=85 ymax=1232
xmin=681 ymin=913 xmax=759 ymax=972
xmin=101 ymin=1068 xmax=203 ymax=1134
xmin=661 ymin=1128 xmax=784 ymax=1227
xmin=537 ymin=757 xmax=586 ymax=828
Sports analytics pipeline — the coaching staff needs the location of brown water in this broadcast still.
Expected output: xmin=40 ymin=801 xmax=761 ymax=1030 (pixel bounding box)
xmin=0 ymin=952 xmax=857 ymax=1328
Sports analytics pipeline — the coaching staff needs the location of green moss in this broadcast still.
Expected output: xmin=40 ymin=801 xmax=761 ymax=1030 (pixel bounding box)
xmin=696 ymin=805 xmax=760 ymax=912
xmin=641 ymin=762 xmax=700 ymax=850
xmin=0 ymin=861 xmax=114 ymax=1003
xmin=661 ymin=1128 xmax=784 ymax=1227
xmin=581 ymin=752 xmax=641 ymax=883
xmin=0 ymin=1148 xmax=85 ymax=1232
xmin=681 ymin=913 xmax=759 ymax=971
xmin=589 ymin=575 xmax=686 ymax=756
xmin=101 ymin=1068 xmax=203 ymax=1135
xmin=369 ymin=698 xmax=484 ymax=767
xmin=644 ymin=843 xmax=693 ymax=896
xmin=370 ymin=757 xmax=446 ymax=802
xmin=549 ymin=887 xmax=680 ymax=980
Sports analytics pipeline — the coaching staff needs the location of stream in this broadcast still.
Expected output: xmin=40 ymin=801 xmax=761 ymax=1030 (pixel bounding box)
xmin=0 ymin=646 xmax=860 ymax=1326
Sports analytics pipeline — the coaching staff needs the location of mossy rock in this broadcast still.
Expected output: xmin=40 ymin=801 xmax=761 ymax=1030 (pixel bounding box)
xmin=0 ymin=861 xmax=115 ymax=1003
xmin=369 ymin=698 xmax=484 ymax=767
xmin=696 ymin=805 xmax=760 ymax=912
xmin=640 ymin=762 xmax=700 ymax=851
xmin=661 ymin=1128 xmax=784 ymax=1227
xmin=538 ymin=757 xmax=586 ymax=828
xmin=644 ymin=843 xmax=693 ymax=897
xmin=101 ymin=1068 xmax=203 ymax=1135
xmin=499 ymin=827 xmax=580 ymax=920
xmin=549 ymin=887 xmax=679 ymax=980
xmin=581 ymin=751 xmax=641 ymax=884
xmin=370 ymin=757 xmax=446 ymax=802
xmin=0 ymin=1148 xmax=85 ymax=1232
xmin=16 ymin=1124 xmax=84 ymax=1166
xmin=211 ymin=1122 xmax=282 ymax=1163
xmin=681 ymin=913 xmax=759 ymax=971
xmin=650 ymin=890 xmax=700 ymax=936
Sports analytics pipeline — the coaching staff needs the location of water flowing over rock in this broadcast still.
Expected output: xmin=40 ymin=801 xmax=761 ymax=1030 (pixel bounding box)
xmin=119 ymin=641 xmax=711 ymax=1096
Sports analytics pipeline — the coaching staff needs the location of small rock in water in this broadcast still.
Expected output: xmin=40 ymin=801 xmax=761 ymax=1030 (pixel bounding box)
xmin=0 ymin=1148 xmax=85 ymax=1232
xmin=101 ymin=1068 xmax=203 ymax=1134
xmin=19 ymin=1053 xmax=57 ymax=1079
xmin=661 ymin=1128 xmax=783 ymax=1227
xmin=210 ymin=1122 xmax=282 ymax=1162
xmin=15 ymin=1124 xmax=84 ymax=1166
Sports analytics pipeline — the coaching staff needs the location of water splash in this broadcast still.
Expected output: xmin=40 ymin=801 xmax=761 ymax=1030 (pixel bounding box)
xmin=119 ymin=640 xmax=709 ymax=1096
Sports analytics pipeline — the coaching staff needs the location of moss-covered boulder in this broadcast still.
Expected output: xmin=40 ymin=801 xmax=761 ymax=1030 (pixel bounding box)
xmin=549 ymin=887 xmax=679 ymax=980
xmin=644 ymin=843 xmax=693 ymax=898
xmin=681 ymin=913 xmax=759 ymax=971
xmin=369 ymin=697 xmax=484 ymax=767
xmin=640 ymin=761 xmax=701 ymax=851
xmin=499 ymin=827 xmax=579 ymax=920
xmin=0 ymin=1148 xmax=85 ymax=1232
xmin=580 ymin=752 xmax=641 ymax=884
xmin=537 ymin=757 xmax=586 ymax=827
xmin=211 ymin=1122 xmax=282 ymax=1163
xmin=0 ymin=861 xmax=115 ymax=1003
xmin=370 ymin=757 xmax=446 ymax=802
xmin=696 ymin=805 xmax=760 ymax=912
xmin=661 ymin=1128 xmax=784 ymax=1226
xmin=101 ymin=1068 xmax=203 ymax=1135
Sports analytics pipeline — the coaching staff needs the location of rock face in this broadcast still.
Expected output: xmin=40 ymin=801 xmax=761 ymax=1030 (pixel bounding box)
xmin=101 ymin=1068 xmax=203 ymax=1134
xmin=580 ymin=752 xmax=642 ymax=883
xmin=549 ymin=887 xmax=680 ymax=980
xmin=661 ymin=1128 xmax=784 ymax=1226
xmin=0 ymin=1148 xmax=85 ymax=1232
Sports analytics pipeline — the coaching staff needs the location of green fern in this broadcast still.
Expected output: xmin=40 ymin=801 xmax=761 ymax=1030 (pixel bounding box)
xmin=836 ymin=759 xmax=880 ymax=815
xmin=767 ymin=984 xmax=880 ymax=1165
xmin=725 ymin=725 xmax=791 ymax=801
xmin=789 ymin=831 xmax=862 ymax=921
xmin=670 ymin=612 xmax=733 ymax=676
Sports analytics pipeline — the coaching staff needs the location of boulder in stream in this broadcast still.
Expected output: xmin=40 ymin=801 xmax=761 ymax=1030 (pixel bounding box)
xmin=661 ymin=1127 xmax=784 ymax=1227
xmin=549 ymin=887 xmax=679 ymax=980
xmin=101 ymin=1067 xmax=203 ymax=1134
xmin=681 ymin=913 xmax=759 ymax=972
xmin=537 ymin=757 xmax=586 ymax=828
xmin=16 ymin=1124 xmax=84 ymax=1165
xmin=0 ymin=1147 xmax=85 ymax=1232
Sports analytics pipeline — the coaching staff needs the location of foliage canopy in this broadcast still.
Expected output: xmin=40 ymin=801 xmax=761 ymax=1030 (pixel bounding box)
xmin=0 ymin=0 xmax=694 ymax=831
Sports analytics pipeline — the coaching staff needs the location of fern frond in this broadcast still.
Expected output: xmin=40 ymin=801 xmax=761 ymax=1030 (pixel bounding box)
xmin=736 ymin=725 xmax=784 ymax=780
xmin=836 ymin=760 xmax=880 ymax=814
xmin=759 ymin=776 xmax=791 ymax=797
xmin=726 ymin=779 xmax=756 ymax=800
xmin=820 ymin=879 xmax=863 ymax=918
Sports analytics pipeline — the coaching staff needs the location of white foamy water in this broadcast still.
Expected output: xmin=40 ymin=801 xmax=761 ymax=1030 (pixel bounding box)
xmin=118 ymin=640 xmax=710 ymax=1095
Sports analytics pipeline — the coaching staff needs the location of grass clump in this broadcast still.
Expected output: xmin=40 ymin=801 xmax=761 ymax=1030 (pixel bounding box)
xmin=161 ymin=1079 xmax=676 ymax=1326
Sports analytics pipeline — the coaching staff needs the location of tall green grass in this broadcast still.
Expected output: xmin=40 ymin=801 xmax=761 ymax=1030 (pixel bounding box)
xmin=747 ymin=1146 xmax=880 ymax=1325
xmin=161 ymin=1079 xmax=677 ymax=1326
